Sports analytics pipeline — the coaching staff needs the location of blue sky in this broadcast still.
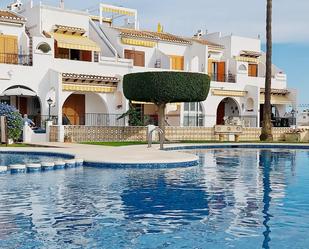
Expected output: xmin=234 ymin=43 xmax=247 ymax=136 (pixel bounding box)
xmin=2 ymin=0 xmax=309 ymax=105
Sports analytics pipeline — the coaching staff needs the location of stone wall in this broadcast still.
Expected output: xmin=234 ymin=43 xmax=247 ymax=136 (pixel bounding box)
xmin=61 ymin=126 xmax=147 ymax=143
xmin=49 ymin=125 xmax=294 ymax=143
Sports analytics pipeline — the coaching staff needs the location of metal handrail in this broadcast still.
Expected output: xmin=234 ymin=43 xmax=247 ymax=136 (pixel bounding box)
xmin=148 ymin=127 xmax=164 ymax=150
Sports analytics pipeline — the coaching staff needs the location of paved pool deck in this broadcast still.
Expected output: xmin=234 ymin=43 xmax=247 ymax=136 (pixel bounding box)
xmin=0 ymin=142 xmax=198 ymax=166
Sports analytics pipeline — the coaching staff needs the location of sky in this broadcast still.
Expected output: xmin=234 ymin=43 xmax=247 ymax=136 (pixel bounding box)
xmin=1 ymin=0 xmax=309 ymax=105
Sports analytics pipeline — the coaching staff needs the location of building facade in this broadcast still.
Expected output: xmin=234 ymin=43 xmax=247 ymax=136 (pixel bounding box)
xmin=0 ymin=1 xmax=297 ymax=129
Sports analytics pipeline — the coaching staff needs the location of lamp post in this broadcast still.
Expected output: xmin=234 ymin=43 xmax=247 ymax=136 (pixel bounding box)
xmin=291 ymin=109 xmax=296 ymax=129
xmin=47 ymin=97 xmax=53 ymax=121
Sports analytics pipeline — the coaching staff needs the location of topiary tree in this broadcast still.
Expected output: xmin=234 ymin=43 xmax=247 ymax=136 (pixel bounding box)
xmin=123 ymin=71 xmax=210 ymax=141
xmin=0 ymin=103 xmax=23 ymax=141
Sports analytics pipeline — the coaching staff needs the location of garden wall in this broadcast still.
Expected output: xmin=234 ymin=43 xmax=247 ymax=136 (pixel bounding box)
xmin=50 ymin=126 xmax=294 ymax=143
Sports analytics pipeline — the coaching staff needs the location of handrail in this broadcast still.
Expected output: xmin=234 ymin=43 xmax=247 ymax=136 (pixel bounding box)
xmin=148 ymin=127 xmax=164 ymax=150
xmin=89 ymin=19 xmax=119 ymax=60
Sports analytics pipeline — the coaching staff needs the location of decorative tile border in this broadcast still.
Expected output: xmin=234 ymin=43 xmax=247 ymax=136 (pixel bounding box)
xmin=83 ymin=159 xmax=198 ymax=169
xmin=165 ymin=144 xmax=309 ymax=151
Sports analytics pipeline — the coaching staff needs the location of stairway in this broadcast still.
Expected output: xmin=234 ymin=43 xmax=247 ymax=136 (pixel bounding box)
xmin=25 ymin=27 xmax=33 ymax=66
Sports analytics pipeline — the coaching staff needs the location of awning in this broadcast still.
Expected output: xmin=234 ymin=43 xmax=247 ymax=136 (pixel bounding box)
xmin=1 ymin=86 xmax=36 ymax=97
xmin=212 ymin=89 xmax=247 ymax=97
xmin=260 ymin=94 xmax=293 ymax=105
xmin=53 ymin=33 xmax=101 ymax=52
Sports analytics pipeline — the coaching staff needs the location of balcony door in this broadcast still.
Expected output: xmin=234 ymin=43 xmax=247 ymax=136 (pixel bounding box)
xmin=170 ymin=55 xmax=184 ymax=70
xmin=0 ymin=35 xmax=18 ymax=64
xmin=124 ymin=49 xmax=145 ymax=67
xmin=210 ymin=61 xmax=225 ymax=82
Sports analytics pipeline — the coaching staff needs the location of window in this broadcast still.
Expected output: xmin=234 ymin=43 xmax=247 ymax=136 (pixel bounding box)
xmin=124 ymin=49 xmax=145 ymax=67
xmin=238 ymin=64 xmax=247 ymax=71
xmin=248 ymin=64 xmax=258 ymax=77
xmin=37 ymin=42 xmax=51 ymax=53
xmin=183 ymin=102 xmax=204 ymax=127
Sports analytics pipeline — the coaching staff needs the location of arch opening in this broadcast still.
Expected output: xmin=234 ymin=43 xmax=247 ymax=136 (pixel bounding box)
xmin=62 ymin=92 xmax=110 ymax=125
xmin=216 ymin=97 xmax=240 ymax=125
xmin=0 ymin=85 xmax=42 ymax=127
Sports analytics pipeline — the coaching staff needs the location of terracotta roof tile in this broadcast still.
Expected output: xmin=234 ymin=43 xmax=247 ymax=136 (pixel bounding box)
xmin=260 ymin=88 xmax=289 ymax=95
xmin=115 ymin=28 xmax=191 ymax=44
xmin=191 ymin=38 xmax=224 ymax=49
xmin=0 ymin=10 xmax=25 ymax=24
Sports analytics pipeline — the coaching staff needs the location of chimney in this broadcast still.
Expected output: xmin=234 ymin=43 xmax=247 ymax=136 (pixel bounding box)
xmin=7 ymin=0 xmax=23 ymax=12
xmin=60 ymin=0 xmax=64 ymax=9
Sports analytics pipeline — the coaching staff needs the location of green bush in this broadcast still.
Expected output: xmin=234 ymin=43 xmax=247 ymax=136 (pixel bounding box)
xmin=123 ymin=71 xmax=210 ymax=104
xmin=0 ymin=103 xmax=23 ymax=141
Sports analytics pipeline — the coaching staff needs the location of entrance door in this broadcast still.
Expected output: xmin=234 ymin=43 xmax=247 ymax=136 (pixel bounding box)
xmin=216 ymin=101 xmax=225 ymax=125
xmin=19 ymin=97 xmax=28 ymax=115
xmin=62 ymin=94 xmax=85 ymax=125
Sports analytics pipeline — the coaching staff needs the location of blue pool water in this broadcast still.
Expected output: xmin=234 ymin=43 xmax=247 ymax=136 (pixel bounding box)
xmin=0 ymin=152 xmax=73 ymax=166
xmin=0 ymin=148 xmax=308 ymax=249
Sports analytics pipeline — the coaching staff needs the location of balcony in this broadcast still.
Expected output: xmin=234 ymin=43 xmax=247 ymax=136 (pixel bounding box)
xmin=0 ymin=53 xmax=32 ymax=66
xmin=210 ymin=73 xmax=236 ymax=83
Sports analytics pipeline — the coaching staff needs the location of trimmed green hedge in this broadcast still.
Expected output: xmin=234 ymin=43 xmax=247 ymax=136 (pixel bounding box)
xmin=123 ymin=71 xmax=210 ymax=104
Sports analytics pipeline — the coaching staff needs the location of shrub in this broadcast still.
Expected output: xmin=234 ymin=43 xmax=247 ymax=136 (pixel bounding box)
xmin=123 ymin=71 xmax=210 ymax=104
xmin=0 ymin=103 xmax=23 ymax=141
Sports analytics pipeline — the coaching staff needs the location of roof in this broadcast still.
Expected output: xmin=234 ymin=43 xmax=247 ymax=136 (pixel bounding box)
xmin=190 ymin=38 xmax=224 ymax=50
xmin=115 ymin=28 xmax=191 ymax=45
xmin=260 ymin=88 xmax=290 ymax=95
xmin=54 ymin=24 xmax=86 ymax=35
xmin=62 ymin=73 xmax=119 ymax=83
xmin=240 ymin=50 xmax=261 ymax=58
xmin=0 ymin=10 xmax=25 ymax=24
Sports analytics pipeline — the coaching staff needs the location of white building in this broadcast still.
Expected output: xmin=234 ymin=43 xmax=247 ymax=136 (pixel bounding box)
xmin=0 ymin=1 xmax=296 ymax=129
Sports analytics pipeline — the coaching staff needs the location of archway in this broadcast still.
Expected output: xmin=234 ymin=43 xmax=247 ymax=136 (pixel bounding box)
xmin=62 ymin=92 xmax=108 ymax=125
xmin=0 ymin=85 xmax=42 ymax=126
xmin=216 ymin=97 xmax=240 ymax=125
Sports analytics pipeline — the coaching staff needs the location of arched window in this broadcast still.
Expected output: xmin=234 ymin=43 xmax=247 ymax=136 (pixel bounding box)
xmin=238 ymin=64 xmax=247 ymax=71
xmin=36 ymin=42 xmax=51 ymax=53
xmin=183 ymin=102 xmax=204 ymax=127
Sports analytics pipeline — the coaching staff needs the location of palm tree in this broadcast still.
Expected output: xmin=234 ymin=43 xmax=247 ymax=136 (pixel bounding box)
xmin=260 ymin=0 xmax=273 ymax=141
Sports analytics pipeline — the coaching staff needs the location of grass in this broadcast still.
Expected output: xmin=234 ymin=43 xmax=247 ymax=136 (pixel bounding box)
xmin=81 ymin=140 xmax=309 ymax=147
xmin=0 ymin=143 xmax=29 ymax=147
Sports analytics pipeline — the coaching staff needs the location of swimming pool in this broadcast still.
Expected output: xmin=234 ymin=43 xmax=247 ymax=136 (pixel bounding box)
xmin=0 ymin=148 xmax=308 ymax=248
xmin=0 ymin=151 xmax=74 ymax=166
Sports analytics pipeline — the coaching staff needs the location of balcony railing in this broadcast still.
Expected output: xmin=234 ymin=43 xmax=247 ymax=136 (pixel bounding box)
xmin=0 ymin=53 xmax=32 ymax=66
xmin=210 ymin=73 xmax=236 ymax=83
xmin=63 ymin=113 xmax=127 ymax=126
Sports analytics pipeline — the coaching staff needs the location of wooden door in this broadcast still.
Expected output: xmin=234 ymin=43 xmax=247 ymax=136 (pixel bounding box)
xmin=124 ymin=49 xmax=145 ymax=67
xmin=248 ymin=64 xmax=258 ymax=77
xmin=62 ymin=94 xmax=85 ymax=125
xmin=19 ymin=97 xmax=28 ymax=115
xmin=216 ymin=101 xmax=225 ymax=125
xmin=0 ymin=35 xmax=18 ymax=64
xmin=170 ymin=55 xmax=184 ymax=70
xmin=81 ymin=50 xmax=92 ymax=62
xmin=217 ymin=62 xmax=225 ymax=82
xmin=208 ymin=59 xmax=213 ymax=75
